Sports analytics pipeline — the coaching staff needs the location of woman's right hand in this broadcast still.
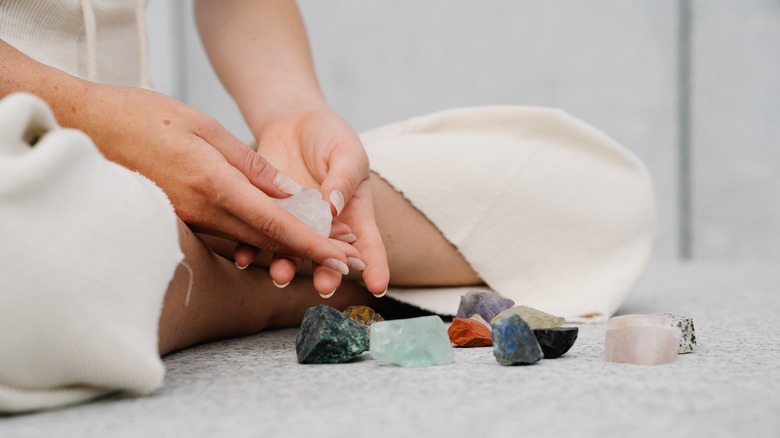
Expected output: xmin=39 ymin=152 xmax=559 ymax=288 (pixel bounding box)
xmin=70 ymin=82 xmax=357 ymax=295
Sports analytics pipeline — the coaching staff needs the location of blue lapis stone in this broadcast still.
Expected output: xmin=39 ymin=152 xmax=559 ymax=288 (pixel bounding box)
xmin=492 ymin=314 xmax=543 ymax=365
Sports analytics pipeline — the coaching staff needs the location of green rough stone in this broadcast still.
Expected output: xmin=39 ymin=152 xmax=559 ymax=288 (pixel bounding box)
xmin=296 ymin=305 xmax=369 ymax=364
xmin=370 ymin=316 xmax=454 ymax=367
xmin=491 ymin=305 xmax=565 ymax=329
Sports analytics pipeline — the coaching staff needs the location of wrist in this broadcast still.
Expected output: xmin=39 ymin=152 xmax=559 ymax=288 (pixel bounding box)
xmin=246 ymin=94 xmax=331 ymax=135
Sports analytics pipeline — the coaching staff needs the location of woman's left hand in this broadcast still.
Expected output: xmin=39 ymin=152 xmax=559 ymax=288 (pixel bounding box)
xmin=243 ymin=109 xmax=390 ymax=296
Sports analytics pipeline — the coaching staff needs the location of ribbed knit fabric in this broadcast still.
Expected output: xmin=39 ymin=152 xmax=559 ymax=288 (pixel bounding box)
xmin=0 ymin=0 xmax=145 ymax=86
xmin=0 ymin=93 xmax=183 ymax=413
xmin=361 ymin=106 xmax=655 ymax=323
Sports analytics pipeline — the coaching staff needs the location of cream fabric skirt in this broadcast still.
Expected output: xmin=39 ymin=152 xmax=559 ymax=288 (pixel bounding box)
xmin=361 ymin=106 xmax=655 ymax=323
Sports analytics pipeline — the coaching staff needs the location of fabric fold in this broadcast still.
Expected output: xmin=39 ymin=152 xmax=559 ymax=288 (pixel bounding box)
xmin=362 ymin=106 xmax=655 ymax=323
xmin=0 ymin=93 xmax=183 ymax=413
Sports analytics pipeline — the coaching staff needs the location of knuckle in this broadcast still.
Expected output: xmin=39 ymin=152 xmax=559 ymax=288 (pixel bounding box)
xmin=189 ymin=171 xmax=217 ymax=199
xmin=257 ymin=213 xmax=283 ymax=239
xmin=243 ymin=150 xmax=273 ymax=181
xmin=198 ymin=115 xmax=222 ymax=135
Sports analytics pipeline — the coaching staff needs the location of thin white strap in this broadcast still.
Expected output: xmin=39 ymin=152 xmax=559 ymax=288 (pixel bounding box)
xmin=80 ymin=0 xmax=98 ymax=82
xmin=179 ymin=260 xmax=194 ymax=307
xmin=135 ymin=0 xmax=151 ymax=89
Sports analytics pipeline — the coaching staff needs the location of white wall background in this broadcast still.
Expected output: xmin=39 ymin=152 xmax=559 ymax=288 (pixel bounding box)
xmin=146 ymin=0 xmax=780 ymax=262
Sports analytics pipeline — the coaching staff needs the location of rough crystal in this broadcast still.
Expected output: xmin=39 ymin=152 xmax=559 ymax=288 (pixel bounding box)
xmin=491 ymin=314 xmax=543 ymax=365
xmin=491 ymin=305 xmax=565 ymax=329
xmin=296 ymin=305 xmax=369 ymax=364
xmin=533 ymin=327 xmax=579 ymax=359
xmin=661 ymin=313 xmax=697 ymax=354
xmin=469 ymin=314 xmax=492 ymax=330
xmin=448 ymin=317 xmax=493 ymax=347
xmin=370 ymin=316 xmax=454 ymax=367
xmin=273 ymin=187 xmax=332 ymax=237
xmin=343 ymin=305 xmax=384 ymax=328
xmin=604 ymin=315 xmax=682 ymax=365
xmin=456 ymin=290 xmax=515 ymax=322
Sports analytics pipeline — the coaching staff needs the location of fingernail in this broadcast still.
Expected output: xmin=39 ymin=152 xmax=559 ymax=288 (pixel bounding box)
xmin=322 ymin=258 xmax=349 ymax=275
xmin=374 ymin=287 xmax=388 ymax=298
xmin=333 ymin=233 xmax=357 ymax=243
xmin=329 ymin=190 xmax=345 ymax=216
xmin=273 ymin=172 xmax=302 ymax=195
xmin=235 ymin=261 xmax=249 ymax=270
xmin=347 ymin=257 xmax=366 ymax=271
xmin=319 ymin=289 xmax=337 ymax=299
xmin=272 ymin=280 xmax=290 ymax=288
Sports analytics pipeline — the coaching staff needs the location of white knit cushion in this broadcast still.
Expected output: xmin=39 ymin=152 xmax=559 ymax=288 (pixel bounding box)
xmin=0 ymin=93 xmax=183 ymax=413
xmin=362 ymin=106 xmax=655 ymax=322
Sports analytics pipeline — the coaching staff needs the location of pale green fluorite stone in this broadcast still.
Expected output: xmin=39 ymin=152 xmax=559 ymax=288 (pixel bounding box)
xmin=369 ymin=316 xmax=454 ymax=367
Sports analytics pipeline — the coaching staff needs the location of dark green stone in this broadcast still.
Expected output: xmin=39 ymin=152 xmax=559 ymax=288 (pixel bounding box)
xmin=296 ymin=305 xmax=369 ymax=364
xmin=533 ymin=327 xmax=579 ymax=359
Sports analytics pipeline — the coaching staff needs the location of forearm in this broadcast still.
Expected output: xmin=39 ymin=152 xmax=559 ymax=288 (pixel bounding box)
xmin=194 ymin=0 xmax=328 ymax=133
xmin=0 ymin=39 xmax=93 ymax=132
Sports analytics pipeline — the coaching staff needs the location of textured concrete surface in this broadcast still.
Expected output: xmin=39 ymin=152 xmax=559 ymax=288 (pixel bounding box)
xmin=2 ymin=261 xmax=778 ymax=437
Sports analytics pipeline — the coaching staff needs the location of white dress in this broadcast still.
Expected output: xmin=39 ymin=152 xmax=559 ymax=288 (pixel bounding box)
xmin=0 ymin=0 xmax=179 ymax=413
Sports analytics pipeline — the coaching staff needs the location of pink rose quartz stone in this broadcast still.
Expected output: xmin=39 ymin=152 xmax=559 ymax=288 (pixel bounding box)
xmin=604 ymin=315 xmax=682 ymax=365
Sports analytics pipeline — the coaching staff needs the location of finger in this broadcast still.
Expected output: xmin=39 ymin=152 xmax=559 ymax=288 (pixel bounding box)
xmin=312 ymin=262 xmax=343 ymax=298
xmin=329 ymin=238 xmax=366 ymax=272
xmin=269 ymin=255 xmax=301 ymax=288
xmin=233 ymin=243 xmax=260 ymax=269
xmin=329 ymin=221 xmax=357 ymax=243
xmin=339 ymin=183 xmax=390 ymax=295
xmin=219 ymin=167 xmax=352 ymax=273
xmin=200 ymin=123 xmax=301 ymax=198
xmin=317 ymin=139 xmax=369 ymax=216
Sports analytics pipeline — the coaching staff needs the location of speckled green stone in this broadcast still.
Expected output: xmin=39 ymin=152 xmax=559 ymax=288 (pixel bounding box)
xmin=296 ymin=305 xmax=369 ymax=364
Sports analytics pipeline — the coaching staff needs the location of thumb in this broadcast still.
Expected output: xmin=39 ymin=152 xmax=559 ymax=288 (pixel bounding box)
xmin=209 ymin=127 xmax=302 ymax=198
xmin=319 ymin=143 xmax=369 ymax=216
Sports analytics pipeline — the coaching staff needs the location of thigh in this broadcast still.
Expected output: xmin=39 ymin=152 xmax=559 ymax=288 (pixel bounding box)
xmin=371 ymin=172 xmax=482 ymax=287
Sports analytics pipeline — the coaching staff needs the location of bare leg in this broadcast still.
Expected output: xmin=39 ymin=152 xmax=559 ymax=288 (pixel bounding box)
xmin=369 ymin=172 xmax=481 ymax=286
xmin=158 ymin=172 xmax=481 ymax=355
xmin=158 ymin=222 xmax=379 ymax=355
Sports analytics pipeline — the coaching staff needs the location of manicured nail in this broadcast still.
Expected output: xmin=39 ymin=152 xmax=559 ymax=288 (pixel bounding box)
xmin=273 ymin=172 xmax=302 ymax=195
xmin=347 ymin=257 xmax=366 ymax=271
xmin=319 ymin=289 xmax=336 ymax=299
xmin=322 ymin=258 xmax=349 ymax=275
xmin=272 ymin=280 xmax=290 ymax=288
xmin=235 ymin=261 xmax=249 ymax=270
xmin=329 ymin=190 xmax=345 ymax=216
xmin=374 ymin=287 xmax=388 ymax=298
xmin=333 ymin=233 xmax=357 ymax=243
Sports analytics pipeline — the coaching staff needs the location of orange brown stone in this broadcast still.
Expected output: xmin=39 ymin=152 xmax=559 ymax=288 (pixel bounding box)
xmin=448 ymin=317 xmax=493 ymax=347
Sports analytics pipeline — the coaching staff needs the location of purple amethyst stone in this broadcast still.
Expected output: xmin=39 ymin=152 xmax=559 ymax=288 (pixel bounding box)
xmin=456 ymin=290 xmax=515 ymax=322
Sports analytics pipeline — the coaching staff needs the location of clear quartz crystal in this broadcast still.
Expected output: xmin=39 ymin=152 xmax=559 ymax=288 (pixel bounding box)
xmin=604 ymin=315 xmax=682 ymax=365
xmin=273 ymin=187 xmax=332 ymax=237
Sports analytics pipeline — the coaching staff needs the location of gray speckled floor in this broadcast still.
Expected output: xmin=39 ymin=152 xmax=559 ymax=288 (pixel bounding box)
xmin=1 ymin=261 xmax=779 ymax=438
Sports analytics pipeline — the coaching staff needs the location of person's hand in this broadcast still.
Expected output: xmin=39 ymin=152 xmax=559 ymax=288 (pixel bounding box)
xmin=74 ymin=82 xmax=358 ymax=293
xmin=249 ymin=108 xmax=390 ymax=297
